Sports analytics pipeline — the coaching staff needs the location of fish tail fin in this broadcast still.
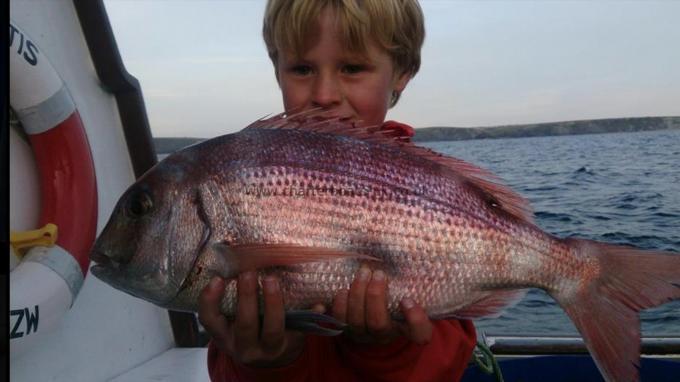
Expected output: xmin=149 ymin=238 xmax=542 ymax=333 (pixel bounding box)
xmin=552 ymin=238 xmax=680 ymax=382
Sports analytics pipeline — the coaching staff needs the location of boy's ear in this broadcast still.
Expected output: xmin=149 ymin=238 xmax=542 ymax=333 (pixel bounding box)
xmin=393 ymin=70 xmax=412 ymax=93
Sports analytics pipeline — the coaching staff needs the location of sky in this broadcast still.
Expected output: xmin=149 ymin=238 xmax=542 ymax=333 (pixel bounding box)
xmin=104 ymin=0 xmax=680 ymax=138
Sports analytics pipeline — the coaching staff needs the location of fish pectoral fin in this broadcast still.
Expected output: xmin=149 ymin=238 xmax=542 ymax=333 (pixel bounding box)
xmin=284 ymin=310 xmax=347 ymax=336
xmin=451 ymin=289 xmax=528 ymax=319
xmin=211 ymin=243 xmax=381 ymax=272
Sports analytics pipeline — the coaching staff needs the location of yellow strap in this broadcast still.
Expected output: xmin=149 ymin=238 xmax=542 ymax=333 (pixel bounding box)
xmin=10 ymin=223 xmax=59 ymax=258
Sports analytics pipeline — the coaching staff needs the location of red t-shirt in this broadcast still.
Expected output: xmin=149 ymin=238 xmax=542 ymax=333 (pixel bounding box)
xmin=208 ymin=320 xmax=476 ymax=382
xmin=207 ymin=121 xmax=477 ymax=381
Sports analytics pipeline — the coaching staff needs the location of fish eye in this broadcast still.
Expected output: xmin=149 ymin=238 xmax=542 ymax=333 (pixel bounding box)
xmin=127 ymin=190 xmax=153 ymax=218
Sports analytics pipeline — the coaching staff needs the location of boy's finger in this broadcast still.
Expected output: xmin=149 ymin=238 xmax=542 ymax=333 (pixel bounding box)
xmin=347 ymin=266 xmax=371 ymax=334
xmin=260 ymin=276 xmax=285 ymax=351
xmin=235 ymin=271 xmax=260 ymax=346
xmin=365 ymin=270 xmax=392 ymax=338
xmin=400 ymin=298 xmax=433 ymax=345
xmin=332 ymin=289 xmax=349 ymax=323
xmin=311 ymin=303 xmax=326 ymax=314
xmin=198 ymin=277 xmax=230 ymax=346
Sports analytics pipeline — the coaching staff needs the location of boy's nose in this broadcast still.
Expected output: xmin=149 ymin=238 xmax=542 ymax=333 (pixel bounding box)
xmin=311 ymin=73 xmax=342 ymax=108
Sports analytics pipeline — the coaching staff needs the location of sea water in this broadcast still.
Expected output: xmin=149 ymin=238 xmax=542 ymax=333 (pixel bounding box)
xmin=424 ymin=129 xmax=680 ymax=336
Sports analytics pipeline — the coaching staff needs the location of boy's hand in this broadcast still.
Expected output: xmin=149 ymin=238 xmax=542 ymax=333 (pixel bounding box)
xmin=198 ymin=266 xmax=433 ymax=367
xmin=198 ymin=272 xmax=307 ymax=368
xmin=332 ymin=265 xmax=433 ymax=345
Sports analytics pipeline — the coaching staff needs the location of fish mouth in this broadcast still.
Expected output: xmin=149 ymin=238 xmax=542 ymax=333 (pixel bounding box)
xmin=89 ymin=252 xmax=177 ymax=306
xmin=90 ymin=262 xmax=113 ymax=281
xmin=89 ymin=250 xmax=131 ymax=292
xmin=90 ymin=249 xmax=124 ymax=278
xmin=91 ymin=249 xmax=115 ymax=267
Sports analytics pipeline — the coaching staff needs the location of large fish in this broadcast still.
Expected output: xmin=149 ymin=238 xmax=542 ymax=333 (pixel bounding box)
xmin=91 ymin=113 xmax=679 ymax=382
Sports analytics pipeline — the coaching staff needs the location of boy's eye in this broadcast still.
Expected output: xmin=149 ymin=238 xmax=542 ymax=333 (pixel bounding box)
xmin=290 ymin=65 xmax=312 ymax=76
xmin=342 ymin=64 xmax=365 ymax=74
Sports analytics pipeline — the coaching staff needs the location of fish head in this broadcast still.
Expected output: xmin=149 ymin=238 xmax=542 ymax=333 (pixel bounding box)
xmin=91 ymin=153 xmax=211 ymax=306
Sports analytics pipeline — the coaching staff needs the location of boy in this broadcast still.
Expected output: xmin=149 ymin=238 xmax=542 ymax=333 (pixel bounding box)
xmin=199 ymin=1 xmax=477 ymax=380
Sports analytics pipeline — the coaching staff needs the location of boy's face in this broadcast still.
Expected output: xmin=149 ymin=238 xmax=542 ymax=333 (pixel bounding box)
xmin=276 ymin=8 xmax=410 ymax=127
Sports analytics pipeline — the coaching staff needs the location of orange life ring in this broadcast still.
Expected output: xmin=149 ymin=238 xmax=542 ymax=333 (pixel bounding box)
xmin=9 ymin=19 xmax=97 ymax=354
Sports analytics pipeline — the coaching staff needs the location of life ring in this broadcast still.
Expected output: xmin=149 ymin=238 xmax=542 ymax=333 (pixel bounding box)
xmin=9 ymin=20 xmax=97 ymax=357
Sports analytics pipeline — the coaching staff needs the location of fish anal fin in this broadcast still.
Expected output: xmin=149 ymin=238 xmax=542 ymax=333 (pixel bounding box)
xmin=212 ymin=243 xmax=381 ymax=273
xmin=452 ymin=289 xmax=528 ymax=319
xmin=284 ymin=310 xmax=347 ymax=336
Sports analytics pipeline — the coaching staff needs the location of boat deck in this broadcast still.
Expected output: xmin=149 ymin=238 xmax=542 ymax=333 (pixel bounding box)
xmin=109 ymin=348 xmax=209 ymax=382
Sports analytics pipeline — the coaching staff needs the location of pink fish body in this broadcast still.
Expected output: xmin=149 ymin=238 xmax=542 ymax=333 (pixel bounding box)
xmin=92 ymin=114 xmax=680 ymax=382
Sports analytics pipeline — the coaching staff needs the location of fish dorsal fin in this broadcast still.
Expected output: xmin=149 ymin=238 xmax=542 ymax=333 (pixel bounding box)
xmin=244 ymin=110 xmax=410 ymax=142
xmin=245 ymin=111 xmax=533 ymax=223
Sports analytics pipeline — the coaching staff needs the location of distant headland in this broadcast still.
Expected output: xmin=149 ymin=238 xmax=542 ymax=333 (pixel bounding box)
xmin=412 ymin=116 xmax=679 ymax=142
xmin=154 ymin=116 xmax=679 ymax=154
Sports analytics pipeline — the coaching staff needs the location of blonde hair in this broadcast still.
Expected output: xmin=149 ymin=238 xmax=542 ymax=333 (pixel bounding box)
xmin=263 ymin=0 xmax=425 ymax=106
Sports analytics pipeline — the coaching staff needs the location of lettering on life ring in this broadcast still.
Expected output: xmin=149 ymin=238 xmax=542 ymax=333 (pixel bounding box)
xmin=9 ymin=23 xmax=39 ymax=66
